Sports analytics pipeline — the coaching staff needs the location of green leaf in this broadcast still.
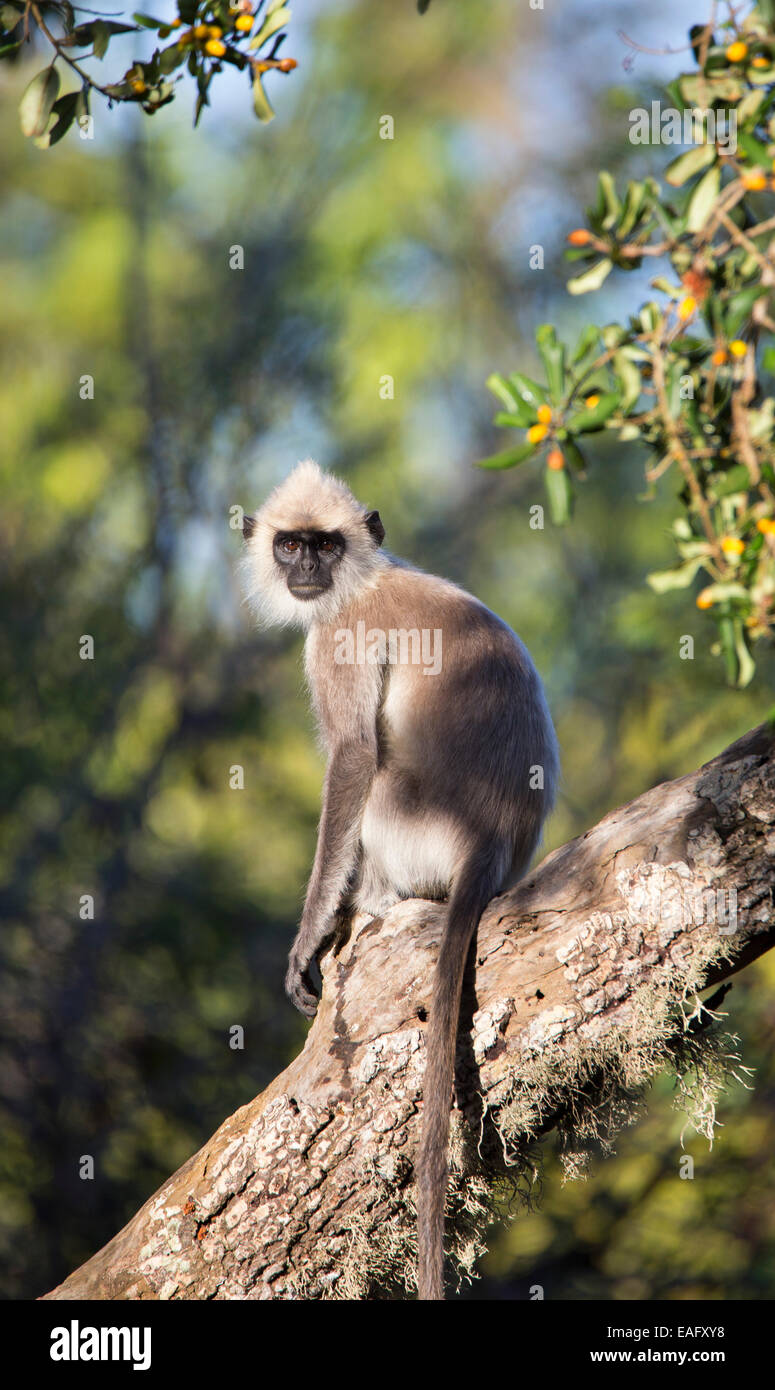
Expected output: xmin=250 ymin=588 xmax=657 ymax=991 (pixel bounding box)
xmin=19 ymin=66 xmax=60 ymax=139
xmin=493 ymin=411 xmax=530 ymax=427
xmin=617 ymin=180 xmax=646 ymax=238
xmin=545 ymin=464 xmax=573 ymax=523
xmin=477 ymin=442 xmax=539 ymax=470
xmin=725 ymin=285 xmax=769 ymax=338
xmin=680 ymin=71 xmax=743 ymax=103
xmin=710 ymin=464 xmax=753 ymax=498
xmin=567 ymin=257 xmax=613 ymax=296
xmin=252 ymin=70 xmax=275 ymax=121
xmin=567 ymin=390 xmax=620 ymax=432
xmin=613 ymin=350 xmax=643 ymax=411
xmin=639 ymin=302 xmax=660 ymax=333
xmin=506 ymin=371 xmax=548 ymax=413
xmin=646 ymin=557 xmax=707 ymax=592
xmin=486 ymin=373 xmax=534 ymax=424
xmin=718 ymin=616 xmax=739 ymax=685
xmin=33 ymin=90 xmax=79 ymax=148
xmin=132 ymin=11 xmax=164 ymax=26
xmin=600 ymin=323 xmax=626 ymax=350
xmin=685 ymin=163 xmax=720 ymax=233
xmin=69 ymin=19 xmax=136 ymax=47
xmin=249 ymin=4 xmax=290 ymax=50
xmin=733 ymin=619 xmax=756 ymax=688
xmin=737 ymin=88 xmax=767 ymax=125
xmin=749 ymin=63 xmax=775 ymax=87
xmin=75 ymin=86 xmax=89 ymax=129
xmin=664 ymin=143 xmax=715 ymax=187
xmin=92 ymin=19 xmax=111 ymax=59
xmin=159 ymin=42 xmax=187 ymax=74
xmin=0 ymin=2 xmax=22 ymax=27
xmin=597 ymin=171 xmax=621 ymax=230
xmin=651 ymin=276 xmax=683 ymax=297
xmin=737 ymin=130 xmax=771 ymax=166
xmin=535 ymin=324 xmax=566 ymax=404
xmin=702 ymin=582 xmax=750 ymax=603
xmin=746 ymin=397 xmax=775 ymax=441
xmin=571 ymin=323 xmax=601 ymax=365
xmin=562 ymin=438 xmax=587 ymax=475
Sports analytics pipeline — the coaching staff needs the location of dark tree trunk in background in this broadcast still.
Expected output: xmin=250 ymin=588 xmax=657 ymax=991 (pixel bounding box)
xmin=43 ymin=724 xmax=774 ymax=1300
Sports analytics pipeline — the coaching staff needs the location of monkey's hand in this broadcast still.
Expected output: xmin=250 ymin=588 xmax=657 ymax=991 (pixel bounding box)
xmin=285 ymin=945 xmax=320 ymax=1018
xmin=285 ymin=915 xmax=342 ymax=1017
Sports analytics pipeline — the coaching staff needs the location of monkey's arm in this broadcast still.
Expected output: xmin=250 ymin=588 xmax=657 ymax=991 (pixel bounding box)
xmin=286 ymin=736 xmax=377 ymax=1016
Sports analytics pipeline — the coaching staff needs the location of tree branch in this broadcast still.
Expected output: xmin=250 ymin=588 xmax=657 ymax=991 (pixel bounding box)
xmin=42 ymin=722 xmax=775 ymax=1300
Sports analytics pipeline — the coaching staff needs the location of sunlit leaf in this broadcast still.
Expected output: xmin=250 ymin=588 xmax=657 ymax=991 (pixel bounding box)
xmin=19 ymin=66 xmax=60 ymax=139
xmin=252 ymin=71 xmax=275 ymax=122
xmin=567 ymin=258 xmax=613 ymax=296
xmin=250 ymin=4 xmax=290 ymax=50
xmin=664 ymin=143 xmax=715 ymax=187
xmin=536 ymin=323 xmax=566 ymax=404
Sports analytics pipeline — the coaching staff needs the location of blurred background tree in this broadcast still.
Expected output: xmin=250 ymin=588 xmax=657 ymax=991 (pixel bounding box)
xmin=0 ymin=0 xmax=773 ymax=1300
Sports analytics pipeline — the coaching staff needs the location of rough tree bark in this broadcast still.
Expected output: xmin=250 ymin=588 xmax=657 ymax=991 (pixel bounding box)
xmin=44 ymin=723 xmax=774 ymax=1301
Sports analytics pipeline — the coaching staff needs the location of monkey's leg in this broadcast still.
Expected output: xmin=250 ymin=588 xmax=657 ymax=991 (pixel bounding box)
xmin=351 ymin=850 xmax=401 ymax=918
xmin=286 ymin=738 xmax=377 ymax=1016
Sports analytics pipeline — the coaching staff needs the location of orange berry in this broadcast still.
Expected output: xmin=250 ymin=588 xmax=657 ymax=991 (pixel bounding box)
xmin=752 ymin=55 xmax=770 ymax=68
xmin=742 ymin=169 xmax=767 ymax=191
xmin=277 ymin=57 xmax=297 ymax=71
xmin=712 ymin=349 xmax=728 ymax=366
xmin=527 ymin=423 xmax=548 ymax=445
xmin=678 ymin=296 xmax=697 ymax=320
xmin=756 ymin=517 xmax=775 ymax=535
xmin=725 ymin=41 xmax=748 ymax=63
xmin=234 ymin=13 xmax=253 ymax=30
xmin=193 ymin=23 xmax=209 ymax=37
xmin=537 ymin=404 xmax=552 ymax=424
xmin=584 ymin=393 xmax=601 ymax=409
xmin=205 ymin=37 xmax=226 ymax=55
xmin=130 ymin=78 xmax=147 ymax=93
xmin=547 ymin=449 xmax=565 ymax=471
xmin=696 ymin=588 xmax=715 ymax=610
xmin=721 ymin=536 xmax=745 ymax=556
xmin=567 ymin=228 xmax=591 ymax=246
xmin=730 ymin=339 xmax=747 ymax=357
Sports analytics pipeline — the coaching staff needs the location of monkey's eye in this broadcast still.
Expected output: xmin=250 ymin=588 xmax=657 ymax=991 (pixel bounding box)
xmin=319 ymin=539 xmax=336 ymax=554
xmin=281 ymin=539 xmax=300 ymax=553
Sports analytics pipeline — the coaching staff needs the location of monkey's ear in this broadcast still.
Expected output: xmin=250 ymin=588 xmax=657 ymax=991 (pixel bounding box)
xmin=365 ymin=510 xmax=385 ymax=547
xmin=243 ymin=515 xmax=256 ymax=540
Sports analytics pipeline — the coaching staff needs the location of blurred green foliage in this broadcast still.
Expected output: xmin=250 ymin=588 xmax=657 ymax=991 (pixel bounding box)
xmin=0 ymin=0 xmax=773 ymax=1301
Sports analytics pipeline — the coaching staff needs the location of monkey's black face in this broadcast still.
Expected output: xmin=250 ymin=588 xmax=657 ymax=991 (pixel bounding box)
xmin=273 ymin=530 xmax=345 ymax=600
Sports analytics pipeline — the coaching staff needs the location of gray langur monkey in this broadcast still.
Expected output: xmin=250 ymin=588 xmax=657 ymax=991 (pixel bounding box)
xmin=241 ymin=459 xmax=559 ymax=1301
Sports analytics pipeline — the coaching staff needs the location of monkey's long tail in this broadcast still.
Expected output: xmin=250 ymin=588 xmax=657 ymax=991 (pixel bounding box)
xmin=416 ymin=853 xmax=502 ymax=1301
